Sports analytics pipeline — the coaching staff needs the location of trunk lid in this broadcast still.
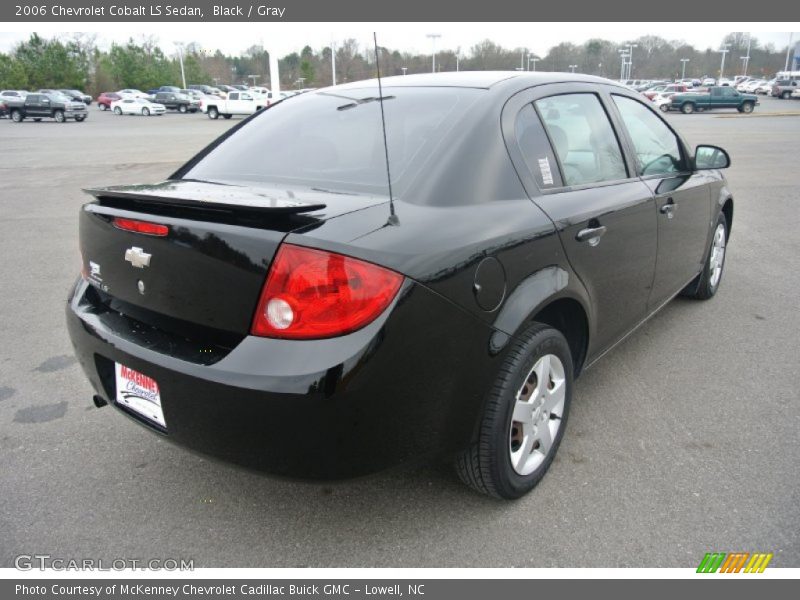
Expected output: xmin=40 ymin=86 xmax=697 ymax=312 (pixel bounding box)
xmin=79 ymin=179 xmax=387 ymax=335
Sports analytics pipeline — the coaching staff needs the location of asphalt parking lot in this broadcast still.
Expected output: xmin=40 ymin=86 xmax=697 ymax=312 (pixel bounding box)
xmin=1 ymin=96 xmax=798 ymax=568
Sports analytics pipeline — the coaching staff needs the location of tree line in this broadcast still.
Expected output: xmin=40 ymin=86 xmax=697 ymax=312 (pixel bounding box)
xmin=0 ymin=32 xmax=792 ymax=94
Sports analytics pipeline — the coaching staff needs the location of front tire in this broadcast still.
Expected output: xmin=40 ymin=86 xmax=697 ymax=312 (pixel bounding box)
xmin=740 ymin=102 xmax=754 ymax=113
xmin=178 ymin=104 xmax=187 ymax=113
xmin=781 ymin=91 xmax=791 ymax=99
xmin=142 ymin=107 xmax=150 ymax=116
xmin=207 ymin=107 xmax=219 ymax=119
xmin=683 ymin=212 xmax=728 ymax=300
xmin=53 ymin=110 xmax=65 ymax=123
xmin=113 ymin=107 xmax=122 ymax=115
xmin=11 ymin=110 xmax=23 ymax=123
xmin=659 ymin=103 xmax=670 ymax=112
xmin=455 ymin=323 xmax=573 ymax=499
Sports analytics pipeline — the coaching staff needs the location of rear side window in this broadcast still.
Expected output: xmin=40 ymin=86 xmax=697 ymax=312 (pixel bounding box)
xmin=514 ymin=104 xmax=562 ymax=188
xmin=534 ymin=94 xmax=628 ymax=187
xmin=612 ymin=95 xmax=686 ymax=176
xmin=184 ymin=87 xmax=482 ymax=196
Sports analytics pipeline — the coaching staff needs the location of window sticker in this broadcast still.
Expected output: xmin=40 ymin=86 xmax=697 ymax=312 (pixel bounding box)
xmin=538 ymin=157 xmax=554 ymax=185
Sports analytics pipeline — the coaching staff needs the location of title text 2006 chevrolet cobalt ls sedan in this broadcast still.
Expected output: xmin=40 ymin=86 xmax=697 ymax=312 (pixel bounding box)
xmin=68 ymin=72 xmax=732 ymax=498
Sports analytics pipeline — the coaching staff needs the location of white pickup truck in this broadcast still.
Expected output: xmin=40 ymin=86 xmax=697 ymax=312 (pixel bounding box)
xmin=200 ymin=91 xmax=266 ymax=119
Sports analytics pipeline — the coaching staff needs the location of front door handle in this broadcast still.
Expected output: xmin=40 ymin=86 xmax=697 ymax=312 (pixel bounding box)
xmin=660 ymin=197 xmax=677 ymax=218
xmin=576 ymin=225 xmax=607 ymax=246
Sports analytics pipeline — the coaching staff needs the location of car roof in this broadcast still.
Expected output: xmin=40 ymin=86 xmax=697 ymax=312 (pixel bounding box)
xmin=331 ymin=71 xmax=626 ymax=92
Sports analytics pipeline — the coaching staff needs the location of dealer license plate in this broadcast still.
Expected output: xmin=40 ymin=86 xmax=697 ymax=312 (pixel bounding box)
xmin=115 ymin=363 xmax=167 ymax=428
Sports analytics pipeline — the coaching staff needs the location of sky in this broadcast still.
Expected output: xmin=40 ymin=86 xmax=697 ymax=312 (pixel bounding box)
xmin=0 ymin=23 xmax=797 ymax=57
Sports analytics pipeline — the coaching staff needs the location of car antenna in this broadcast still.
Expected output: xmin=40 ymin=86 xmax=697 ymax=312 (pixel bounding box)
xmin=373 ymin=32 xmax=399 ymax=226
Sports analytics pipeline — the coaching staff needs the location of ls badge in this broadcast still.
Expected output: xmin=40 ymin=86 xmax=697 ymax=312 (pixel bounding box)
xmin=124 ymin=247 xmax=151 ymax=269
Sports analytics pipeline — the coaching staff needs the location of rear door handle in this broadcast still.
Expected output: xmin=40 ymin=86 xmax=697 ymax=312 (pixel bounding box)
xmin=660 ymin=197 xmax=677 ymax=218
xmin=576 ymin=225 xmax=607 ymax=245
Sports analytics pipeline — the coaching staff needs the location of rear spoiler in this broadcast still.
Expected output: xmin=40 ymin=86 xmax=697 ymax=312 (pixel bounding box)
xmin=84 ymin=180 xmax=327 ymax=215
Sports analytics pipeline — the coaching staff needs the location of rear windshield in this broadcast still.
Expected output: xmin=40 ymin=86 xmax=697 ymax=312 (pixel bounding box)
xmin=182 ymin=86 xmax=482 ymax=196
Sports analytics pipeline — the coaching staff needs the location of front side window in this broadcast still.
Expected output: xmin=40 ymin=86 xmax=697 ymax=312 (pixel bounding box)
xmin=612 ymin=95 xmax=685 ymax=177
xmin=534 ymin=94 xmax=628 ymax=187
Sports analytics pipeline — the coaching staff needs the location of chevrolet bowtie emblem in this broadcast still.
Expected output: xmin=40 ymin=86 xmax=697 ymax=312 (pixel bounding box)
xmin=124 ymin=247 xmax=152 ymax=269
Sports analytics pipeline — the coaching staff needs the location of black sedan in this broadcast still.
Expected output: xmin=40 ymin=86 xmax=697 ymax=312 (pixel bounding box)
xmin=67 ymin=72 xmax=733 ymax=498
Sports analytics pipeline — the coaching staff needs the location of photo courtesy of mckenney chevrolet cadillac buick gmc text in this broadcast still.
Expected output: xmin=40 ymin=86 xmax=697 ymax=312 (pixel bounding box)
xmin=67 ymin=72 xmax=733 ymax=499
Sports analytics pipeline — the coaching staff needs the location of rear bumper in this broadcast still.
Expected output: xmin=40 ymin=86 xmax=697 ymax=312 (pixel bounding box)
xmin=66 ymin=278 xmax=502 ymax=479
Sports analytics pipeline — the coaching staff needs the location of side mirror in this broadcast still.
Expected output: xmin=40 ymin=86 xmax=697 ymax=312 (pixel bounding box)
xmin=695 ymin=145 xmax=730 ymax=170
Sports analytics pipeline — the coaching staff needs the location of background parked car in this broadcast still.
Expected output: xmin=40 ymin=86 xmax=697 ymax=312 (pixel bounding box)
xmin=59 ymin=89 xmax=92 ymax=104
xmin=1 ymin=90 xmax=29 ymax=101
xmin=188 ymin=84 xmax=224 ymax=97
xmin=643 ymin=84 xmax=688 ymax=100
xmin=756 ymin=79 xmax=776 ymax=95
xmin=153 ymin=91 xmax=199 ymax=113
xmin=117 ymin=89 xmax=149 ymax=99
xmin=671 ymin=86 xmax=758 ymax=113
xmin=6 ymin=92 xmax=88 ymax=122
xmin=0 ymin=100 xmax=8 ymax=119
xmin=96 ymin=92 xmax=121 ymax=110
xmin=111 ymin=97 xmax=166 ymax=116
xmin=772 ymin=78 xmax=799 ymax=99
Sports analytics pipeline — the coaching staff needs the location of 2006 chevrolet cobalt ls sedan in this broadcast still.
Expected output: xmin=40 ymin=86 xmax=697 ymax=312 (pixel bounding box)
xmin=67 ymin=72 xmax=733 ymax=498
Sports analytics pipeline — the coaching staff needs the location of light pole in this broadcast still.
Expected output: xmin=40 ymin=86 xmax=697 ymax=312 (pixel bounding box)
xmin=247 ymin=75 xmax=259 ymax=87
xmin=741 ymin=33 xmax=751 ymax=76
xmin=784 ymin=32 xmax=794 ymax=73
xmin=331 ymin=40 xmax=336 ymax=86
xmin=529 ymin=55 xmax=540 ymax=71
xmin=455 ymin=53 xmax=459 ymax=72
xmin=569 ymin=64 xmax=578 ymax=73
xmin=174 ymin=41 xmax=186 ymax=89
xmin=680 ymin=58 xmax=690 ymax=80
xmin=401 ymin=67 xmax=407 ymax=76
xmin=426 ymin=33 xmax=441 ymax=74
xmin=626 ymin=44 xmax=638 ymax=80
xmin=718 ymin=43 xmax=730 ymax=83
xmin=619 ymin=51 xmax=629 ymax=80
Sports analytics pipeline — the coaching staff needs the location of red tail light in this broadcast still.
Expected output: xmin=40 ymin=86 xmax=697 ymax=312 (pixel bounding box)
xmin=251 ymin=244 xmax=403 ymax=339
xmin=112 ymin=217 xmax=169 ymax=236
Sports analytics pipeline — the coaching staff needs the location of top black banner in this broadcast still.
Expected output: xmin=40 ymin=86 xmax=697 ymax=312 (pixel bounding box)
xmin=1 ymin=0 xmax=795 ymax=22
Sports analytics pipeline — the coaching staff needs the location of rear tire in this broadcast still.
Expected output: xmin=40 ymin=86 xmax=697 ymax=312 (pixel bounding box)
xmin=681 ymin=102 xmax=695 ymax=114
xmin=683 ymin=212 xmax=728 ymax=300
xmin=223 ymin=114 xmax=232 ymax=119
xmin=659 ymin=103 xmax=669 ymax=112
xmin=11 ymin=110 xmax=23 ymax=122
xmin=781 ymin=91 xmax=791 ymax=99
xmin=455 ymin=323 xmax=573 ymax=499
xmin=33 ymin=118 xmax=42 ymax=122
xmin=74 ymin=116 xmax=85 ymax=122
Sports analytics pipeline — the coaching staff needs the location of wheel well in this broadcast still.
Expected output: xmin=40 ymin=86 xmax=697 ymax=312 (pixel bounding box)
xmin=532 ymin=298 xmax=589 ymax=377
xmin=722 ymin=198 xmax=733 ymax=240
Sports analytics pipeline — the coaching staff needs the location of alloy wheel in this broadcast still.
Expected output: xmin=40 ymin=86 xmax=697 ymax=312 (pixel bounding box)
xmin=709 ymin=223 xmax=726 ymax=288
xmin=509 ymin=354 xmax=567 ymax=476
